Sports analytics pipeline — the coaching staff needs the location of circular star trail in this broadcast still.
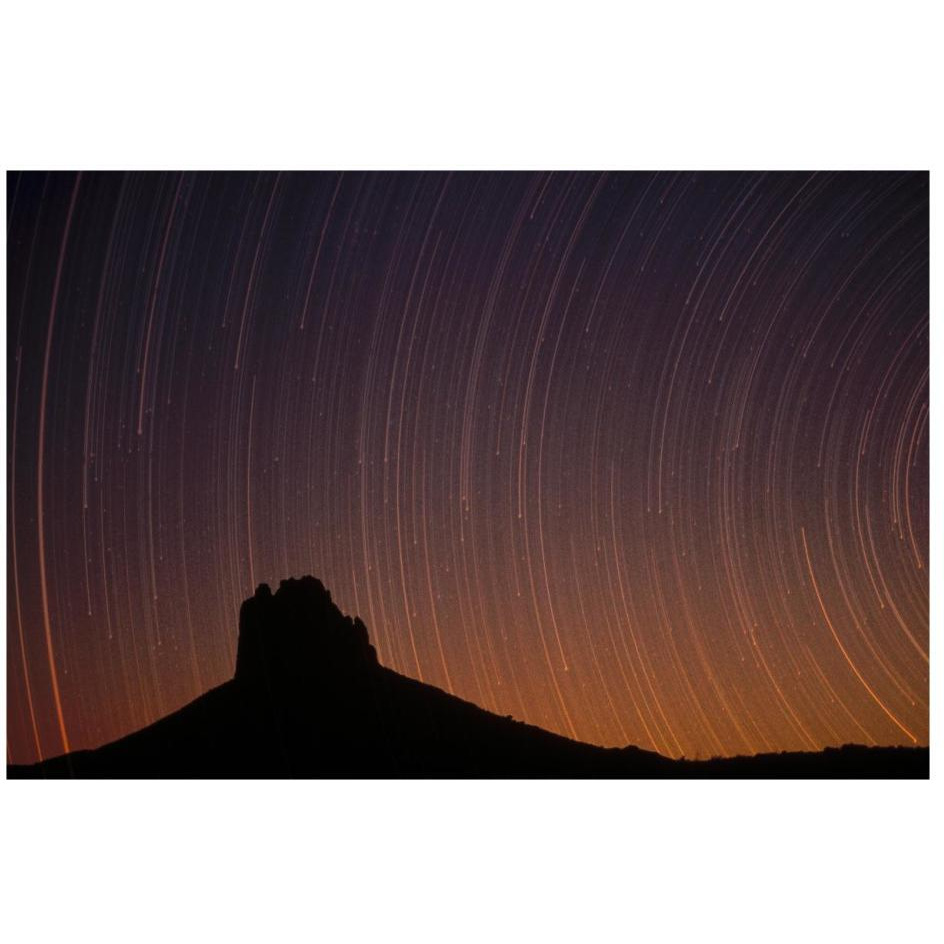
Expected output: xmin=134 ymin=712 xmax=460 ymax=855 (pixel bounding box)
xmin=6 ymin=171 xmax=928 ymax=763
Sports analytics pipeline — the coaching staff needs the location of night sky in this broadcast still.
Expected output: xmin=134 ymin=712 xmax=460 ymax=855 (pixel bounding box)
xmin=6 ymin=171 xmax=928 ymax=765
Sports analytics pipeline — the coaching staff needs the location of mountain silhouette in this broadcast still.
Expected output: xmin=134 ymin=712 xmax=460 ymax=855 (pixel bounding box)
xmin=7 ymin=576 xmax=928 ymax=778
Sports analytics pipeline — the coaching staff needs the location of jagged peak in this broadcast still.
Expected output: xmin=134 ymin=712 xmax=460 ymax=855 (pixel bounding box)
xmin=234 ymin=576 xmax=377 ymax=682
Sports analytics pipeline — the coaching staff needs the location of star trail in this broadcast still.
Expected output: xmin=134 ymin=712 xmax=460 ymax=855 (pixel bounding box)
xmin=6 ymin=170 xmax=928 ymax=764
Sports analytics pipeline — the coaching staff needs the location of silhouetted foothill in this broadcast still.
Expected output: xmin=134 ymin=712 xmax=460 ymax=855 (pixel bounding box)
xmin=235 ymin=576 xmax=378 ymax=684
xmin=6 ymin=575 xmax=930 ymax=779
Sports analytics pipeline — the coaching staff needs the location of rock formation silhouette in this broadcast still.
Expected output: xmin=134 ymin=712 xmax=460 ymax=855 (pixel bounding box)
xmin=235 ymin=577 xmax=377 ymax=684
xmin=7 ymin=576 xmax=929 ymax=778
